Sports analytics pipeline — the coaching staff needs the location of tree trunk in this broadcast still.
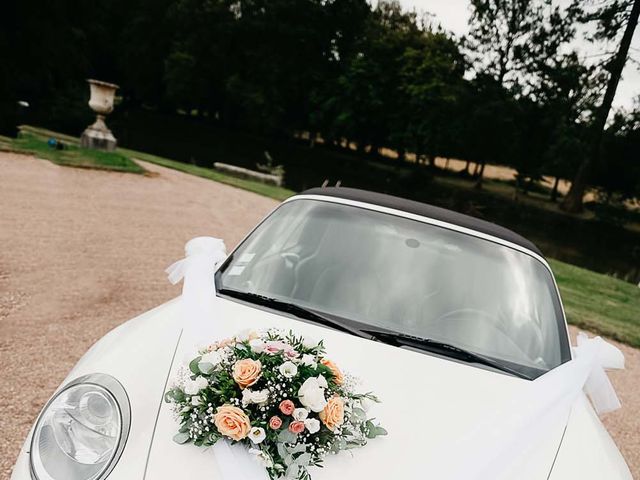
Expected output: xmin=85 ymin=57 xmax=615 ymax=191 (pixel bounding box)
xmin=550 ymin=176 xmax=560 ymax=202
xmin=474 ymin=162 xmax=486 ymax=189
xmin=561 ymin=0 xmax=640 ymax=213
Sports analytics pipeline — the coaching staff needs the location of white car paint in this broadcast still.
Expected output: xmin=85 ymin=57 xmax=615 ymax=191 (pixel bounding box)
xmin=12 ymin=195 xmax=632 ymax=480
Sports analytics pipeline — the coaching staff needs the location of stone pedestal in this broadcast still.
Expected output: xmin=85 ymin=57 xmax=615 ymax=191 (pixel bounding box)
xmin=81 ymin=115 xmax=117 ymax=151
xmin=81 ymin=79 xmax=119 ymax=151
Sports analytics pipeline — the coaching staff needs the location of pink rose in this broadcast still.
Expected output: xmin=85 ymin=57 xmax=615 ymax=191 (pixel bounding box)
xmin=279 ymin=399 xmax=295 ymax=416
xmin=269 ymin=416 xmax=283 ymax=429
xmin=289 ymin=421 xmax=305 ymax=434
xmin=264 ymin=341 xmax=298 ymax=358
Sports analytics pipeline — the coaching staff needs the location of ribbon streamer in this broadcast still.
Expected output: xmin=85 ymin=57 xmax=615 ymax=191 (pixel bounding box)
xmin=167 ymin=236 xmax=270 ymax=480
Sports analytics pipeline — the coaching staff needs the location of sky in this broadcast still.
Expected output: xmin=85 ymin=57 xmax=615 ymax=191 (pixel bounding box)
xmin=392 ymin=0 xmax=640 ymax=111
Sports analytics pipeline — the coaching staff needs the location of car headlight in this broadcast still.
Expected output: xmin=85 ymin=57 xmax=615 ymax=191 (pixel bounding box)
xmin=30 ymin=374 xmax=130 ymax=480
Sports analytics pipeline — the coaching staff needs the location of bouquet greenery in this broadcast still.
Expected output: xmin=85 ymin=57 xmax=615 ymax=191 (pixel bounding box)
xmin=165 ymin=329 xmax=386 ymax=479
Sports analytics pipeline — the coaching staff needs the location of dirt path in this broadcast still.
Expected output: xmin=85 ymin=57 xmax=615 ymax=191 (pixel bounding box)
xmin=0 ymin=152 xmax=637 ymax=478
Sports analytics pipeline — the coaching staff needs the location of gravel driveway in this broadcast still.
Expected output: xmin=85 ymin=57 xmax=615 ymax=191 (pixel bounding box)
xmin=0 ymin=152 xmax=637 ymax=478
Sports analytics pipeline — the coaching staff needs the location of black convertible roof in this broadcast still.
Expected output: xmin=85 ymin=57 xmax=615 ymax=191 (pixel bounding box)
xmin=299 ymin=187 xmax=542 ymax=256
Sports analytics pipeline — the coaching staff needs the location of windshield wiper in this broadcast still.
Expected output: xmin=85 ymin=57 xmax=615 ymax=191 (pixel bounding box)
xmin=217 ymin=288 xmax=374 ymax=341
xmin=361 ymin=329 xmax=532 ymax=380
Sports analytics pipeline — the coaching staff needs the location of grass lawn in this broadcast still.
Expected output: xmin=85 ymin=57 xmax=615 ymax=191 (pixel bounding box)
xmin=120 ymin=148 xmax=294 ymax=201
xmin=6 ymin=125 xmax=640 ymax=349
xmin=6 ymin=131 xmax=145 ymax=174
xmin=550 ymin=259 xmax=640 ymax=348
xmin=15 ymin=125 xmax=295 ymax=201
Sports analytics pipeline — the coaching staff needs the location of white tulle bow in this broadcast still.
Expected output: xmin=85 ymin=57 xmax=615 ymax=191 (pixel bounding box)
xmin=574 ymin=332 xmax=624 ymax=414
xmin=431 ymin=333 xmax=625 ymax=480
xmin=167 ymin=237 xmax=270 ymax=480
xmin=166 ymin=236 xmax=227 ymax=286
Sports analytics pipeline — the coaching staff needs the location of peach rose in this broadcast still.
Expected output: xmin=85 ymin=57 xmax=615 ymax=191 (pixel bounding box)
xmin=213 ymin=405 xmax=251 ymax=441
xmin=320 ymin=358 xmax=344 ymax=385
xmin=279 ymin=399 xmax=295 ymax=415
xmin=319 ymin=396 xmax=344 ymax=432
xmin=269 ymin=416 xmax=283 ymax=429
xmin=289 ymin=421 xmax=305 ymax=434
xmin=232 ymin=359 xmax=262 ymax=389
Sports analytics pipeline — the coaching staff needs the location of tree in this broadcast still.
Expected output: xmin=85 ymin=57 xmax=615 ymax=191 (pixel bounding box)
xmin=324 ymin=1 xmax=423 ymax=154
xmin=561 ymin=0 xmax=640 ymax=212
xmin=465 ymin=0 xmax=548 ymax=187
xmin=397 ymin=30 xmax=466 ymax=165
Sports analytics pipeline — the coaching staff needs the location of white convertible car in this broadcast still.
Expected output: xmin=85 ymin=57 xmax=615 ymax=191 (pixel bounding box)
xmin=12 ymin=187 xmax=632 ymax=480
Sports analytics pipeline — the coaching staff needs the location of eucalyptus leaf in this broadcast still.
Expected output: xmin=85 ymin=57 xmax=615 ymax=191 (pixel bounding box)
xmin=277 ymin=443 xmax=288 ymax=459
xmin=285 ymin=464 xmax=299 ymax=479
xmin=287 ymin=443 xmax=306 ymax=454
xmin=173 ymin=432 xmax=191 ymax=444
xmin=295 ymin=453 xmax=311 ymax=467
xmin=164 ymin=388 xmax=185 ymax=403
xmin=198 ymin=361 xmax=215 ymax=374
xmin=351 ymin=407 xmax=366 ymax=422
xmin=189 ymin=356 xmax=202 ymax=374
xmin=277 ymin=429 xmax=297 ymax=443
xmin=346 ymin=440 xmax=365 ymax=449
xmin=374 ymin=426 xmax=388 ymax=436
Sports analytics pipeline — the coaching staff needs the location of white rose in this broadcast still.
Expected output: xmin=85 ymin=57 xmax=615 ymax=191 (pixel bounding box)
xmin=249 ymin=338 xmax=265 ymax=353
xmin=237 ymin=329 xmax=260 ymax=342
xmin=293 ymin=408 xmax=309 ymax=421
xmin=191 ymin=396 xmax=202 ymax=406
xmin=302 ymin=335 xmax=320 ymax=349
xmin=304 ymin=418 xmax=321 ymax=434
xmin=242 ymin=388 xmax=269 ymax=406
xmin=249 ymin=448 xmax=273 ymax=467
xmin=298 ymin=377 xmax=327 ymax=412
xmin=316 ymin=374 xmax=328 ymax=389
xmin=279 ymin=361 xmax=298 ymax=378
xmin=200 ymin=350 xmax=223 ymax=367
xmin=242 ymin=388 xmax=253 ymax=407
xmin=250 ymin=389 xmax=269 ymax=405
xmin=249 ymin=427 xmax=266 ymax=444
xmin=300 ymin=354 xmax=317 ymax=368
xmin=184 ymin=376 xmax=208 ymax=395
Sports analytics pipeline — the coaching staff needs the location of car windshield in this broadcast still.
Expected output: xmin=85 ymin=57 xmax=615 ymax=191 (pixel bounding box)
xmin=218 ymin=198 xmax=570 ymax=378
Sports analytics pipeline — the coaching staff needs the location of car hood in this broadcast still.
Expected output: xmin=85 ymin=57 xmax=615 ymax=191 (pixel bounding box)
xmin=61 ymin=296 xmax=567 ymax=479
xmin=124 ymin=295 xmax=566 ymax=480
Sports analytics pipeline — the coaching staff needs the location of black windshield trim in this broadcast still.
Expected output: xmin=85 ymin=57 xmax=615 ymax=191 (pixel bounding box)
xmin=301 ymin=187 xmax=542 ymax=255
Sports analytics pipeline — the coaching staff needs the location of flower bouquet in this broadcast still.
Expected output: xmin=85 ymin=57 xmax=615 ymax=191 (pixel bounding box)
xmin=165 ymin=329 xmax=386 ymax=480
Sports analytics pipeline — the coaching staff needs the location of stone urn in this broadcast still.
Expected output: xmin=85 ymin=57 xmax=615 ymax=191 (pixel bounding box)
xmin=81 ymin=79 xmax=119 ymax=151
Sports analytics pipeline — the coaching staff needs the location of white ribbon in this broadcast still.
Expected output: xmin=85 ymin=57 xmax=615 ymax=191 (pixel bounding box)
xmin=167 ymin=236 xmax=269 ymax=480
xmin=575 ymin=332 xmax=624 ymax=414
xmin=431 ymin=332 xmax=624 ymax=480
